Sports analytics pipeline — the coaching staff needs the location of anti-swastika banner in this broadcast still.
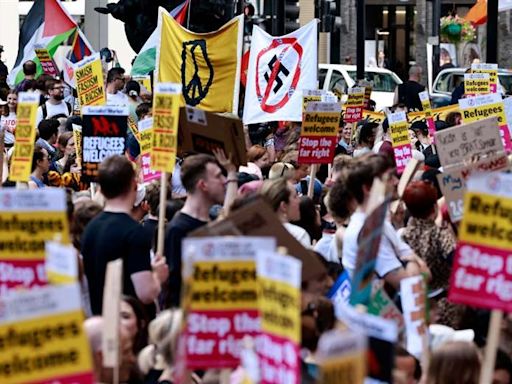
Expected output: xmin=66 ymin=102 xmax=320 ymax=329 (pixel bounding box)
xmin=243 ymin=20 xmax=318 ymax=124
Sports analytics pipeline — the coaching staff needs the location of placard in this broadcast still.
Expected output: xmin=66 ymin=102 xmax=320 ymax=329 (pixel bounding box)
xmin=45 ymin=241 xmax=78 ymax=285
xmin=72 ymin=124 xmax=82 ymax=168
xmin=419 ymin=91 xmax=436 ymax=138
xmin=344 ymin=87 xmax=365 ymax=123
xmin=182 ymin=237 xmax=276 ymax=369
xmin=459 ymin=93 xmax=512 ymax=152
xmin=298 ymin=102 xmax=341 ymax=164
xmin=387 ymin=111 xmax=413 ymax=173
xmin=34 ymin=46 xmax=59 ymax=77
xmin=471 ymin=63 xmax=498 ymax=93
xmin=132 ymin=75 xmax=152 ymax=93
xmin=0 ymin=283 xmax=93 ymax=384
xmin=9 ymin=93 xmax=39 ymax=182
xmin=449 ymin=172 xmax=512 ymax=312
xmin=302 ymin=89 xmax=324 ymax=112
xmin=81 ymin=106 xmax=128 ymax=182
xmin=138 ymin=118 xmax=161 ymax=183
xmin=0 ymin=188 xmax=69 ymax=296
xmin=73 ymin=53 xmax=106 ymax=106
xmin=256 ymin=252 xmax=301 ymax=384
xmin=151 ymin=83 xmax=181 ymax=172
xmin=400 ymin=275 xmax=428 ymax=358
xmin=368 ymin=280 xmax=405 ymax=334
xmin=464 ymin=73 xmax=491 ymax=95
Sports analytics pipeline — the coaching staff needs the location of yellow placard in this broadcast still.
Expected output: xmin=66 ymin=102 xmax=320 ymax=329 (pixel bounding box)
xmin=133 ymin=75 xmax=152 ymax=93
xmin=465 ymin=76 xmax=491 ymax=95
xmin=72 ymin=125 xmax=82 ymax=168
xmin=128 ymin=116 xmax=141 ymax=142
xmin=259 ymin=277 xmax=300 ymax=343
xmin=346 ymin=91 xmax=365 ymax=107
xmin=74 ymin=54 xmax=106 ymax=107
xmin=459 ymin=191 xmax=512 ymax=250
xmin=461 ymin=102 xmax=507 ymax=125
xmin=303 ymin=95 xmax=322 ymax=112
xmin=9 ymin=94 xmax=39 ymax=182
xmin=188 ymin=260 xmax=258 ymax=311
xmin=361 ymin=110 xmax=385 ymax=124
xmin=390 ymin=120 xmax=410 ymax=147
xmin=301 ymin=111 xmax=339 ymax=137
xmin=150 ymin=85 xmax=181 ymax=172
xmin=318 ymin=353 xmax=366 ymax=384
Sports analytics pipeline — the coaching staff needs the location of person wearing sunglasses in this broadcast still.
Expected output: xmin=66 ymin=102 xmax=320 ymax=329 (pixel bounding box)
xmin=35 ymin=78 xmax=72 ymax=127
xmin=106 ymin=67 xmax=130 ymax=106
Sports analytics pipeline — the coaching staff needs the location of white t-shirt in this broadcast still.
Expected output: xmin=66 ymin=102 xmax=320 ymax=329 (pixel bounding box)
xmin=314 ymin=232 xmax=339 ymax=263
xmin=107 ymin=91 xmax=130 ymax=106
xmin=36 ymin=101 xmax=70 ymax=127
xmin=283 ymin=222 xmax=311 ymax=248
xmin=342 ymin=210 xmax=409 ymax=279
xmin=1 ymin=112 xmax=16 ymax=144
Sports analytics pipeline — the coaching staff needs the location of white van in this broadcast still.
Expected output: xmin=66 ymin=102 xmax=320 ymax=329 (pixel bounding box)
xmin=319 ymin=64 xmax=403 ymax=111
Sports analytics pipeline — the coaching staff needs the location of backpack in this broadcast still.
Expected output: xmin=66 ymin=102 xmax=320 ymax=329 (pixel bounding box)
xmin=41 ymin=101 xmax=72 ymax=119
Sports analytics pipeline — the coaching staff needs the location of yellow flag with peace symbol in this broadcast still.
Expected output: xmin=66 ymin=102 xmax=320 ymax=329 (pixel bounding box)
xmin=156 ymin=10 xmax=244 ymax=114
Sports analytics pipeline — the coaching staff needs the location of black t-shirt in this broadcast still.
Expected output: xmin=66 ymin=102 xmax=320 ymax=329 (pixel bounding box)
xmin=397 ymin=80 xmax=425 ymax=111
xmin=81 ymin=212 xmax=152 ymax=315
xmin=163 ymin=212 xmax=207 ymax=308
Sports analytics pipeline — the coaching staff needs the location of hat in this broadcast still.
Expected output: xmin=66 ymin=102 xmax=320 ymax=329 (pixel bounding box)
xmin=429 ymin=324 xmax=475 ymax=351
xmin=134 ymin=184 xmax=146 ymax=207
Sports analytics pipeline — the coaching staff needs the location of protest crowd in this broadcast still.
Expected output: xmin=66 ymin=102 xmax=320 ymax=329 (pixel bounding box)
xmin=1 ymin=1 xmax=512 ymax=384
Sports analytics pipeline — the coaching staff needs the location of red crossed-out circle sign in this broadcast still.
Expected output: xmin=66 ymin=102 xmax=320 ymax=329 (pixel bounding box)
xmin=255 ymin=37 xmax=303 ymax=113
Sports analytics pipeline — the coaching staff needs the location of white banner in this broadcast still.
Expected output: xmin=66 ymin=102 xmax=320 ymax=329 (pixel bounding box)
xmin=243 ymin=20 xmax=318 ymax=124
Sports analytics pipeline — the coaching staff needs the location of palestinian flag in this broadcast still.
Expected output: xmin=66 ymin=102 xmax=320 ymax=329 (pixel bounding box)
xmin=131 ymin=0 xmax=190 ymax=76
xmin=8 ymin=0 xmax=80 ymax=86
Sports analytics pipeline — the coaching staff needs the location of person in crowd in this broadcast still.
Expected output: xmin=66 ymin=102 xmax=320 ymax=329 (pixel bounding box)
xmin=132 ymin=184 xmax=149 ymax=222
xmin=164 ymin=153 xmax=234 ymax=308
xmin=335 ymin=120 xmax=354 ymax=156
xmin=240 ymin=144 xmax=270 ymax=179
xmin=410 ymin=121 xmax=431 ymax=153
xmin=291 ymin=196 xmax=323 ymax=243
xmin=394 ymin=65 xmax=425 ymax=111
xmin=27 ymin=145 xmax=49 ymax=189
xmin=425 ymin=341 xmax=481 ymax=384
xmin=125 ymin=79 xmax=142 ymax=120
xmin=378 ymin=50 xmax=389 ymax=69
xmin=394 ymin=346 xmax=422 ymax=384
xmin=260 ymin=177 xmax=311 ymax=247
xmin=35 ymin=79 xmax=72 ymax=126
xmin=1 ymin=89 xmax=17 ymax=147
xmin=494 ymin=349 xmax=512 ymax=384
xmin=50 ymin=131 xmax=75 ymax=174
xmin=81 ymin=155 xmax=168 ymax=315
xmin=268 ymin=161 xmax=295 ymax=180
xmin=106 ymin=67 xmax=130 ymax=105
xmin=121 ymin=295 xmax=149 ymax=354
xmin=14 ymin=60 xmax=36 ymax=93
xmin=36 ymin=118 xmax=59 ymax=160
xmin=140 ymin=181 xmax=161 ymax=249
xmin=354 ymin=121 xmax=378 ymax=157
xmin=342 ymin=154 xmax=430 ymax=290
xmin=445 ymin=111 xmax=463 ymax=128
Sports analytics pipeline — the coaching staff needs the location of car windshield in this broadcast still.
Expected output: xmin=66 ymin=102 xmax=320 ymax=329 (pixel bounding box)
xmin=346 ymin=71 xmax=399 ymax=92
xmin=499 ymin=74 xmax=512 ymax=94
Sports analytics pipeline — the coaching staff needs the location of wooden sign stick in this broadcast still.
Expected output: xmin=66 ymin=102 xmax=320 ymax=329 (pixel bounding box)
xmin=307 ymin=164 xmax=317 ymax=198
xmin=157 ymin=172 xmax=168 ymax=256
xmin=479 ymin=309 xmax=503 ymax=384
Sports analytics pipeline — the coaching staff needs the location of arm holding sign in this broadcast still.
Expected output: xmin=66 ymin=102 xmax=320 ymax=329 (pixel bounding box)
xmin=213 ymin=148 xmax=238 ymax=216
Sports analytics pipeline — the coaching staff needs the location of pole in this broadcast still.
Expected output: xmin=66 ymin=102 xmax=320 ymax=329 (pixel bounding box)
xmin=432 ymin=0 xmax=441 ymax=76
xmin=157 ymin=172 xmax=168 ymax=256
xmin=356 ymin=0 xmax=365 ymax=81
xmin=487 ymin=0 xmax=499 ymax=63
xmin=480 ymin=310 xmax=503 ymax=384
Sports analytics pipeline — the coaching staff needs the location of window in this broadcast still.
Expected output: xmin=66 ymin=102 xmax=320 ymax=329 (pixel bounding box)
xmin=328 ymin=70 xmax=347 ymax=94
xmin=346 ymin=71 xmax=399 ymax=92
xmin=319 ymin=68 xmax=328 ymax=89
xmin=435 ymin=72 xmax=454 ymax=93
xmin=499 ymin=74 xmax=512 ymax=95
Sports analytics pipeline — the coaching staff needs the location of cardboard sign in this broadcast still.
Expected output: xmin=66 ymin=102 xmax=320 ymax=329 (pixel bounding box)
xmin=0 ymin=189 xmax=70 ymax=296
xmin=190 ymin=198 xmax=326 ymax=282
xmin=459 ymin=93 xmax=512 ymax=152
xmin=449 ymin=172 xmax=512 ymax=312
xmin=344 ymin=87 xmax=365 ymax=123
xmin=464 ymin=73 xmax=491 ymax=95
xmin=298 ymin=102 xmax=341 ymax=164
xmin=132 ymin=75 xmax=152 ymax=93
xmin=0 ymin=284 xmax=93 ymax=384
xmin=138 ymin=118 xmax=161 ymax=183
xmin=102 ymin=259 xmax=122 ymax=368
xmin=388 ymin=111 xmax=413 ymax=173
xmin=400 ymin=275 xmax=428 ymax=358
xmin=45 ymin=241 xmax=78 ymax=285
xmin=9 ymin=93 xmax=39 ymax=182
xmin=316 ymin=329 xmax=366 ymax=384
xmin=471 ymin=63 xmax=498 ymax=93
xmin=182 ymin=237 xmax=276 ymax=369
xmin=179 ymin=106 xmax=248 ymax=167
xmin=73 ymin=53 xmax=106 ymax=106
xmin=419 ymin=91 xmax=436 ymax=138
xmin=34 ymin=46 xmax=59 ymax=77
xmin=81 ymin=106 xmax=128 ymax=182
xmin=437 ymin=154 xmax=510 ymax=222
xmin=368 ymin=280 xmax=405 ymax=334
xmin=256 ymin=252 xmax=301 ymax=384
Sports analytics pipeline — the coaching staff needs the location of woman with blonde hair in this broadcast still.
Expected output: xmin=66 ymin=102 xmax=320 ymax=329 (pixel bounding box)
xmin=425 ymin=341 xmax=480 ymax=384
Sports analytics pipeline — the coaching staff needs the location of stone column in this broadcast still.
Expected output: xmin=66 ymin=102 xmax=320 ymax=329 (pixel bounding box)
xmin=415 ymin=0 xmax=428 ymax=77
xmin=498 ymin=10 xmax=512 ymax=68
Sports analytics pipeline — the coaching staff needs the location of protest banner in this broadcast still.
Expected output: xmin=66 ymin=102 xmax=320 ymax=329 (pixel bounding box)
xmin=190 ymin=197 xmax=327 ymax=282
xmin=81 ymin=106 xmax=128 ymax=183
xmin=0 ymin=188 xmax=69 ymax=296
xmin=368 ymin=280 xmax=405 ymax=334
xmin=407 ymin=104 xmax=460 ymax=129
xmin=344 ymin=87 xmax=365 ymax=123
xmin=179 ymin=106 xmax=248 ymax=167
xmin=138 ymin=118 xmax=161 ymax=183
xmin=256 ymin=251 xmax=301 ymax=384
xmin=464 ymin=73 xmax=491 ymax=95
xmin=151 ymin=83 xmax=181 ymax=172
xmin=73 ymin=52 xmax=106 ymax=106
xmin=316 ymin=329 xmax=366 ymax=384
xmin=471 ymin=63 xmax=498 ymax=93
xmin=132 ymin=75 xmax=152 ymax=93
xmin=45 ymin=241 xmax=78 ymax=285
xmin=361 ymin=110 xmax=385 ymax=125
xmin=9 ymin=92 xmax=38 ymax=182
xmin=182 ymin=237 xmax=276 ymax=369
xmin=298 ymin=102 xmax=341 ymax=164
xmin=34 ymin=46 xmax=59 ymax=77
xmin=72 ymin=124 xmax=82 ymax=168
xmin=335 ymin=302 xmax=398 ymax=383
xmin=387 ymin=111 xmax=413 ymax=174
xmin=459 ymin=93 xmax=512 ymax=152
xmin=418 ymin=91 xmax=436 ymax=140
xmin=102 ymin=259 xmax=122 ymax=372
xmin=400 ymin=275 xmax=428 ymax=359
xmin=0 ymin=283 xmax=93 ymax=384
xmin=302 ymin=89 xmax=324 ymax=112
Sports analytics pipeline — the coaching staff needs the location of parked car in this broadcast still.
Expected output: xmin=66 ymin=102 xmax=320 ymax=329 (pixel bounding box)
xmin=430 ymin=67 xmax=512 ymax=107
xmin=319 ymin=64 xmax=403 ymax=111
